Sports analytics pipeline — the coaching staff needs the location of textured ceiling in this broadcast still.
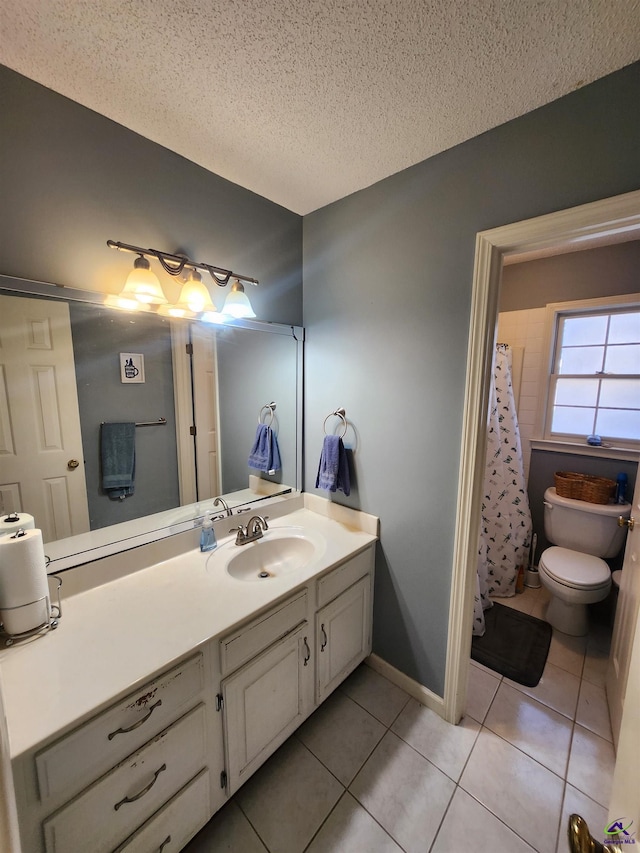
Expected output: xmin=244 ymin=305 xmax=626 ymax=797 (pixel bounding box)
xmin=1 ymin=1 xmax=639 ymax=214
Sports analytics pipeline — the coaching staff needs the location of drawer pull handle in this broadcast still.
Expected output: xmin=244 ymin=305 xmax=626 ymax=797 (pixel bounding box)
xmin=303 ymin=637 xmax=310 ymax=666
xmin=108 ymin=699 xmax=162 ymax=740
xmin=320 ymin=624 xmax=327 ymax=652
xmin=158 ymin=835 xmax=171 ymax=853
xmin=113 ymin=763 xmax=167 ymax=811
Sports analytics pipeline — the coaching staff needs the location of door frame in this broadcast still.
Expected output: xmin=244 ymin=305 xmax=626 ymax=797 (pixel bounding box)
xmin=444 ymin=188 xmax=640 ymax=724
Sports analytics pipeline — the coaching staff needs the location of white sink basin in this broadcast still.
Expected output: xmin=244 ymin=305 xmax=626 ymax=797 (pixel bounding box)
xmin=209 ymin=526 xmax=326 ymax=582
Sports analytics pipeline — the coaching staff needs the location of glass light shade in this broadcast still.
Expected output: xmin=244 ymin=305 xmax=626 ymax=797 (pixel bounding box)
xmin=104 ymin=293 xmax=143 ymax=312
xmin=223 ymin=280 xmax=256 ymax=319
xmin=175 ymin=270 xmax=217 ymax=314
xmin=157 ymin=303 xmax=193 ymax=318
xmin=120 ymin=256 xmax=167 ymax=305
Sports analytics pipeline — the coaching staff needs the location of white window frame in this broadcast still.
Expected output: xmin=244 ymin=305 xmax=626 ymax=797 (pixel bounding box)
xmin=537 ymin=292 xmax=640 ymax=450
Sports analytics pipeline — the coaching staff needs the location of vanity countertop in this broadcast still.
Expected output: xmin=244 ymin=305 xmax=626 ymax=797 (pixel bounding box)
xmin=0 ymin=504 xmax=377 ymax=759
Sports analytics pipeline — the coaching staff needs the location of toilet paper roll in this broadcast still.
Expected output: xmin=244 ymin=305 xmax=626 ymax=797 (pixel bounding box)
xmin=0 ymin=513 xmax=35 ymax=535
xmin=0 ymin=529 xmax=50 ymax=635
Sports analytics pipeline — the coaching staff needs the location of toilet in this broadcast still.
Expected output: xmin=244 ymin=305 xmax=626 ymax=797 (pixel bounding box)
xmin=538 ymin=487 xmax=631 ymax=636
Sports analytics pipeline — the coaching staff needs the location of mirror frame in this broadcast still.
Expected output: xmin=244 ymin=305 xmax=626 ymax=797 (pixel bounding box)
xmin=0 ymin=274 xmax=304 ymax=571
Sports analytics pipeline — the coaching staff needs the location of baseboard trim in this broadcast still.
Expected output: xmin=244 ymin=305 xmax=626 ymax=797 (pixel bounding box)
xmin=366 ymin=654 xmax=446 ymax=719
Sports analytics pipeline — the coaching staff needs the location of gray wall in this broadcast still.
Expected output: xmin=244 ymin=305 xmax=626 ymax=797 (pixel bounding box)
xmin=303 ymin=62 xmax=640 ymax=696
xmin=500 ymin=240 xmax=640 ymax=312
xmin=69 ymin=302 xmax=180 ymax=529
xmin=0 ymin=66 xmax=303 ymax=327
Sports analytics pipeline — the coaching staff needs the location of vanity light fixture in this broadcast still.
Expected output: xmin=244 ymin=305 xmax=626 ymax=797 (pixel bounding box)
xmin=222 ymin=279 xmax=257 ymax=319
xmin=107 ymin=240 xmax=258 ymax=321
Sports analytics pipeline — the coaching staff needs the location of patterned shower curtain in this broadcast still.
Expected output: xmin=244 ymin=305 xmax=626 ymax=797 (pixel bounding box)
xmin=473 ymin=344 xmax=532 ymax=637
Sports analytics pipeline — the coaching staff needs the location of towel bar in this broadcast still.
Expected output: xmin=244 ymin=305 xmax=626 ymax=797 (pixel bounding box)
xmin=100 ymin=418 xmax=166 ymax=428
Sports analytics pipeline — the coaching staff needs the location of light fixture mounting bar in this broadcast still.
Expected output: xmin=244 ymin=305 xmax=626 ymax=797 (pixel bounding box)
xmin=107 ymin=240 xmax=259 ymax=287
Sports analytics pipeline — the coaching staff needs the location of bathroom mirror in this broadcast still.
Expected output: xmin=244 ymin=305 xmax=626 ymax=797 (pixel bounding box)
xmin=0 ymin=275 xmax=303 ymax=568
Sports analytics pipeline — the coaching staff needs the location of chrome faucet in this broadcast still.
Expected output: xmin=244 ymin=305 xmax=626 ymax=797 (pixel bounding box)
xmin=231 ymin=516 xmax=269 ymax=546
xmin=213 ymin=497 xmax=232 ymax=517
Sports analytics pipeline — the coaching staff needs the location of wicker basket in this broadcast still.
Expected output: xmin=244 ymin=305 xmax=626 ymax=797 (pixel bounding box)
xmin=554 ymin=471 xmax=616 ymax=505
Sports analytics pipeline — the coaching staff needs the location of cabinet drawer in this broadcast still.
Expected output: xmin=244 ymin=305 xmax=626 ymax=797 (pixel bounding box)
xmin=316 ymin=548 xmax=373 ymax=608
xmin=220 ymin=590 xmax=307 ymax=675
xmin=36 ymin=653 xmax=203 ymax=807
xmin=43 ymin=704 xmax=207 ymax=853
xmin=114 ymin=769 xmax=211 ymax=853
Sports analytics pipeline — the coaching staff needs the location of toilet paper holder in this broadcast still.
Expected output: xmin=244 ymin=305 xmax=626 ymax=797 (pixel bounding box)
xmin=0 ymin=573 xmax=63 ymax=647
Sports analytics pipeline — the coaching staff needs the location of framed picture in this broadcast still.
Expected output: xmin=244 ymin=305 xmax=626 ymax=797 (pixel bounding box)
xmin=120 ymin=352 xmax=145 ymax=383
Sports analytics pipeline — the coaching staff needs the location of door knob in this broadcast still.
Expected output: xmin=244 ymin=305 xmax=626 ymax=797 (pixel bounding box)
xmin=618 ymin=516 xmax=635 ymax=531
xmin=67 ymin=459 xmax=80 ymax=470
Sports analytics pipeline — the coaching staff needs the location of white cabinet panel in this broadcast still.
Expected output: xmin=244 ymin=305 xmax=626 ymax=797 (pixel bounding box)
xmin=316 ymin=575 xmax=372 ymax=703
xmin=223 ymin=623 xmax=313 ymax=794
xmin=42 ymin=705 xmax=207 ymax=853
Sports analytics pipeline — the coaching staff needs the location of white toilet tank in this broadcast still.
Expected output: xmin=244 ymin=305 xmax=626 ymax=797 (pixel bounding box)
xmin=543 ymin=487 xmax=630 ymax=558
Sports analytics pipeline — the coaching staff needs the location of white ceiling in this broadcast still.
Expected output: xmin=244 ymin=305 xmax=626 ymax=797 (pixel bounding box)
xmin=1 ymin=1 xmax=639 ymax=215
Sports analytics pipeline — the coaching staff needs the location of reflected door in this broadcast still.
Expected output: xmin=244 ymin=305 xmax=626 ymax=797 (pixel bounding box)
xmin=0 ymin=295 xmax=89 ymax=542
xmin=191 ymin=324 xmax=221 ymax=500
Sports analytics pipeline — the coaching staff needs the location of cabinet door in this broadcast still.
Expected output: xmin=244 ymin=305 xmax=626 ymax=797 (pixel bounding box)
xmin=316 ymin=575 xmax=371 ymax=704
xmin=222 ymin=623 xmax=313 ymax=795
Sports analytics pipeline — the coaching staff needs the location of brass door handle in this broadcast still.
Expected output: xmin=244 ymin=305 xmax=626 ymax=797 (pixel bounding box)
xmin=618 ymin=516 xmax=635 ymax=531
xmin=67 ymin=459 xmax=80 ymax=470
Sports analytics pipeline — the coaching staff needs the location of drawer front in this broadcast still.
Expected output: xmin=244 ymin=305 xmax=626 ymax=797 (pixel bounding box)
xmin=220 ymin=591 xmax=307 ymax=675
xmin=36 ymin=653 xmax=203 ymax=807
xmin=316 ymin=547 xmax=373 ymax=608
xmin=114 ymin=769 xmax=211 ymax=853
xmin=43 ymin=704 xmax=207 ymax=853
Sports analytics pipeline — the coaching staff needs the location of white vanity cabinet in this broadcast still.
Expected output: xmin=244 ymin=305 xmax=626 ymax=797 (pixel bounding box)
xmin=12 ymin=647 xmax=225 ymax=853
xmin=316 ymin=548 xmax=374 ymax=703
xmin=7 ymin=531 xmax=376 ymax=853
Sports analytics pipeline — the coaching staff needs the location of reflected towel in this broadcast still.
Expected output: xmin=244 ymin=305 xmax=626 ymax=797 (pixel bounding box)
xmin=101 ymin=422 xmax=135 ymax=500
xmin=315 ymin=435 xmax=350 ymax=496
xmin=248 ymin=424 xmax=281 ymax=473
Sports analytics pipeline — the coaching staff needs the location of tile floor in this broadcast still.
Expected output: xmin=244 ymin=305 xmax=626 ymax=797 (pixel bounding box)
xmin=184 ymin=585 xmax=616 ymax=853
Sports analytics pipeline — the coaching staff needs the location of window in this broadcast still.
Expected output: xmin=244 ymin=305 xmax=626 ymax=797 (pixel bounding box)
xmin=544 ymin=303 xmax=640 ymax=447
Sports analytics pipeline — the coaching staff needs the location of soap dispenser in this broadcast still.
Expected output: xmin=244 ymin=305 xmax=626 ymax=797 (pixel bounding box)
xmin=200 ymin=512 xmax=217 ymax=552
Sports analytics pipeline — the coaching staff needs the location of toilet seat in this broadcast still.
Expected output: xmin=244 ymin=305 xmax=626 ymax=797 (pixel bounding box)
xmin=539 ymin=546 xmax=610 ymax=590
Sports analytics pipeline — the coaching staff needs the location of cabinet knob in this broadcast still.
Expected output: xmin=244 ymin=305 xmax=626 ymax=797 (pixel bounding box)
xmin=303 ymin=637 xmax=310 ymax=666
xmin=320 ymin=624 xmax=328 ymax=652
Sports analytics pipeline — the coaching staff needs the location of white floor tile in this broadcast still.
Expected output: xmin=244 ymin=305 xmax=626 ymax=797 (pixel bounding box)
xmin=350 ymin=731 xmax=455 ymax=853
xmin=432 ymin=787 xmax=537 ymax=853
xmin=581 ymin=652 xmax=609 ymax=689
xmin=460 ymin=728 xmax=564 ymax=853
xmin=182 ymin=800 xmax=268 ymax=853
xmin=235 ymin=738 xmax=343 ymax=853
xmin=465 ymin=661 xmax=500 ymax=723
xmin=391 ymin=698 xmax=480 ymax=782
xmin=556 ymin=784 xmax=609 ymax=853
xmin=305 ymin=792 xmax=403 ymax=853
xmin=547 ymin=632 xmax=587 ymax=678
xmin=505 ymin=661 xmax=580 ymax=719
xmin=575 ymin=679 xmax=612 ymax=742
xmin=296 ymin=691 xmax=386 ymax=785
xmin=339 ymin=663 xmax=410 ymax=727
xmin=566 ymin=724 xmax=616 ymax=808
xmin=484 ymin=682 xmax=573 ymax=778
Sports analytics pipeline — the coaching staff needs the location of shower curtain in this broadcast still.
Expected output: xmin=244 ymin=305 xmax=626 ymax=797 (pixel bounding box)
xmin=473 ymin=344 xmax=532 ymax=637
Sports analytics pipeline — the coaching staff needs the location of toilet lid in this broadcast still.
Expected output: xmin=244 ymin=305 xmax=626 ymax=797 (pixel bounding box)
xmin=540 ymin=546 xmax=610 ymax=589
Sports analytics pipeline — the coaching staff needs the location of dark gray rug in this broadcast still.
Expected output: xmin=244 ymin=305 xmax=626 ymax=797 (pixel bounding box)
xmin=471 ymin=602 xmax=552 ymax=687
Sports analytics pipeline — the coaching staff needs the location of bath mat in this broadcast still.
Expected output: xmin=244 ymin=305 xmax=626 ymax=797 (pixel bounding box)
xmin=471 ymin=603 xmax=552 ymax=687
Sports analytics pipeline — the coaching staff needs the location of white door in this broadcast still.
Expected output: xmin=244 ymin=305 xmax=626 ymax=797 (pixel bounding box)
xmin=191 ymin=324 xmax=221 ymax=500
xmin=606 ymin=474 xmax=640 ymax=832
xmin=606 ymin=474 xmax=640 ymax=746
xmin=0 ymin=295 xmax=89 ymax=542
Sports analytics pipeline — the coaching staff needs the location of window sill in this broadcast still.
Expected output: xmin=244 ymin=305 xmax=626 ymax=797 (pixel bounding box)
xmin=530 ymin=439 xmax=639 ymax=463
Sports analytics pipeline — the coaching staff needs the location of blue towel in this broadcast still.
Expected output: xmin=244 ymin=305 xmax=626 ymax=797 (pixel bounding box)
xmin=248 ymin=424 xmax=282 ymax=473
xmin=315 ymin=435 xmax=350 ymax=496
xmin=101 ymin=422 xmax=136 ymax=500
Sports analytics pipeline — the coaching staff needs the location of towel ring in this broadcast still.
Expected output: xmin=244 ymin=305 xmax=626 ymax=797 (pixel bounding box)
xmin=323 ymin=408 xmax=347 ymax=438
xmin=258 ymin=402 xmax=276 ymax=426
